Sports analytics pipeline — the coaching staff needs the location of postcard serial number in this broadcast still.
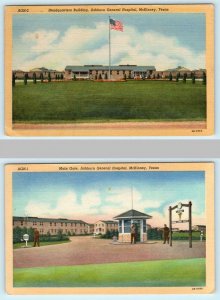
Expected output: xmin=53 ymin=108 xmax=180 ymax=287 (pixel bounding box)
xmin=17 ymin=9 xmax=29 ymax=12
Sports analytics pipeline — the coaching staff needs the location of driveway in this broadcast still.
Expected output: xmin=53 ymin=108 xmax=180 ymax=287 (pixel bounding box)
xmin=13 ymin=236 xmax=206 ymax=268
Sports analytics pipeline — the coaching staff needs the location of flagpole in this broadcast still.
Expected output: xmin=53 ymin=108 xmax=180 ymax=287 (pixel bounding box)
xmin=131 ymin=186 xmax=133 ymax=210
xmin=108 ymin=16 xmax=111 ymax=80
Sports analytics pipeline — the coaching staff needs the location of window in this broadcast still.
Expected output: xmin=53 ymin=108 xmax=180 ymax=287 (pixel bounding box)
xmin=117 ymin=70 xmax=119 ymax=75
xmin=119 ymin=220 xmax=122 ymax=233
xmin=54 ymin=222 xmax=56 ymax=226
xmin=65 ymin=223 xmax=67 ymax=227
xmin=143 ymin=221 xmax=146 ymax=233
xmin=124 ymin=220 xmax=131 ymax=233
xmin=40 ymin=222 xmax=43 ymax=226
xmin=21 ymin=221 xmax=23 ymax=226
xmin=50 ymin=222 xmax=52 ymax=226
xmin=61 ymin=223 xmax=63 ymax=226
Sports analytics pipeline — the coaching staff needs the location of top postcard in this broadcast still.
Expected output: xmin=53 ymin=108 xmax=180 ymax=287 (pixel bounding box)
xmin=5 ymin=4 xmax=214 ymax=136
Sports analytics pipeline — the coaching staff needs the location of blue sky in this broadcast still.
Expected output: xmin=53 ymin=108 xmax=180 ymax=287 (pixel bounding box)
xmin=13 ymin=171 xmax=205 ymax=227
xmin=12 ymin=13 xmax=205 ymax=71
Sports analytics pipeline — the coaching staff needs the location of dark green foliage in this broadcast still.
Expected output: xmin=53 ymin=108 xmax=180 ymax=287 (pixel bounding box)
xmin=33 ymin=72 xmax=37 ymax=84
xmin=57 ymin=229 xmax=64 ymax=241
xmin=147 ymin=228 xmax=163 ymax=240
xmin=46 ymin=231 xmax=51 ymax=241
xmin=157 ymin=73 xmax=160 ymax=79
xmin=105 ymin=73 xmax=108 ymax=80
xmin=183 ymin=73 xmax=187 ymax=83
xmin=176 ymin=72 xmax=180 ymax=82
xmin=101 ymin=230 xmax=119 ymax=239
xmin=40 ymin=72 xmax=44 ymax=83
xmin=202 ymin=72 xmax=206 ymax=85
xmin=73 ymin=74 xmax=76 ymax=81
xmin=13 ymin=226 xmax=34 ymax=243
xmin=12 ymin=72 xmax=16 ymax=87
xmin=60 ymin=74 xmax=64 ymax=80
xmin=192 ymin=73 xmax=196 ymax=84
xmin=169 ymin=72 xmax=173 ymax=81
xmin=48 ymin=72 xmax=51 ymax=82
xmin=98 ymin=73 xmax=102 ymax=80
xmin=24 ymin=73 xmax=28 ymax=85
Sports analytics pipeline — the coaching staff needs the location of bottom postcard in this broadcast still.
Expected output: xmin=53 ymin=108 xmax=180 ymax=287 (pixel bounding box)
xmin=5 ymin=162 xmax=214 ymax=294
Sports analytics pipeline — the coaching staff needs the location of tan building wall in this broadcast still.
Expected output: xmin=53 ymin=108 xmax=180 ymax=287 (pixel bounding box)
xmin=13 ymin=218 xmax=89 ymax=235
xmin=94 ymin=221 xmax=118 ymax=234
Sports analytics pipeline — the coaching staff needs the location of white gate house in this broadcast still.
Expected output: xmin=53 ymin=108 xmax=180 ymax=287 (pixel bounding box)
xmin=114 ymin=209 xmax=152 ymax=243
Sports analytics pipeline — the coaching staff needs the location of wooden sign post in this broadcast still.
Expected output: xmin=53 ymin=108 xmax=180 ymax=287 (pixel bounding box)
xmin=169 ymin=201 xmax=192 ymax=248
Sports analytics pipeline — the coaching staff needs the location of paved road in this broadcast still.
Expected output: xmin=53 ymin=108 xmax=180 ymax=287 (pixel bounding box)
xmin=14 ymin=236 xmax=206 ymax=269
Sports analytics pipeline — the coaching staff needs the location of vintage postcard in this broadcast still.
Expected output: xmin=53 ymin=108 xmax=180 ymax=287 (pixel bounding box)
xmin=5 ymin=4 xmax=214 ymax=136
xmin=5 ymin=162 xmax=214 ymax=294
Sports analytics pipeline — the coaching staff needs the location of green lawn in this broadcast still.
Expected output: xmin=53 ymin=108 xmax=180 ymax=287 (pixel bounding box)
xmin=13 ymin=240 xmax=70 ymax=249
xmin=14 ymin=258 xmax=205 ymax=287
xmin=12 ymin=80 xmax=206 ymax=123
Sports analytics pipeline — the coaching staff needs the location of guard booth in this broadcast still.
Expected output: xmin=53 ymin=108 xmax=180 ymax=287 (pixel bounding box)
xmin=114 ymin=209 xmax=152 ymax=243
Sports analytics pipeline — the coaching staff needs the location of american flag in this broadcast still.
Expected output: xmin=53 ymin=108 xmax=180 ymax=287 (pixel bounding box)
xmin=110 ymin=18 xmax=123 ymax=32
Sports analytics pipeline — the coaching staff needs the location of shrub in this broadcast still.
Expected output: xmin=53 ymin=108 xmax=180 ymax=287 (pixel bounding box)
xmin=40 ymin=72 xmax=44 ymax=83
xmin=202 ymin=72 xmax=206 ymax=85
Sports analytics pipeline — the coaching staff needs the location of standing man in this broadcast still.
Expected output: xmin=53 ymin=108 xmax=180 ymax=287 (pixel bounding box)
xmin=33 ymin=228 xmax=40 ymax=247
xmin=130 ymin=223 xmax=136 ymax=244
xmin=163 ymin=224 xmax=170 ymax=244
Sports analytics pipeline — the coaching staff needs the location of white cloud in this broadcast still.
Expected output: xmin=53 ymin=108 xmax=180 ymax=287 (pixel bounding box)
xmin=14 ymin=23 xmax=205 ymax=71
xmin=22 ymin=30 xmax=60 ymax=52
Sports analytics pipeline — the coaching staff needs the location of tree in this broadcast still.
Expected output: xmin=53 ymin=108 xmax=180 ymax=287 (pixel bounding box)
xmin=124 ymin=73 xmax=127 ymax=80
xmin=12 ymin=72 xmax=16 ymax=87
xmin=40 ymin=72 xmax=44 ymax=83
xmin=24 ymin=73 xmax=28 ymax=85
xmin=33 ymin=72 xmax=37 ymax=84
xmin=105 ymin=72 xmax=108 ymax=80
xmin=98 ymin=73 xmax=102 ymax=80
xmin=192 ymin=72 xmax=196 ymax=84
xmin=183 ymin=73 xmax=187 ymax=83
xmin=202 ymin=71 xmax=206 ymax=85
xmin=169 ymin=72 xmax=173 ymax=81
xmin=60 ymin=74 xmax=64 ymax=80
xmin=176 ymin=72 xmax=180 ymax=82
xmin=48 ymin=72 xmax=51 ymax=82
xmin=157 ymin=73 xmax=160 ymax=79
xmin=73 ymin=74 xmax=76 ymax=81
xmin=57 ymin=229 xmax=63 ymax=241
xmin=46 ymin=231 xmax=51 ymax=241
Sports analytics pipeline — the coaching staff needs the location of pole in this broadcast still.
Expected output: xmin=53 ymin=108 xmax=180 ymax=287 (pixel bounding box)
xmin=108 ymin=16 xmax=111 ymax=80
xmin=189 ymin=201 xmax=192 ymax=248
xmin=169 ymin=206 xmax=172 ymax=247
xmin=131 ymin=186 xmax=133 ymax=210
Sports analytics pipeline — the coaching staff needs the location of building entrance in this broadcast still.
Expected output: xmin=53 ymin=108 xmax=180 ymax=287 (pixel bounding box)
xmin=132 ymin=220 xmax=141 ymax=242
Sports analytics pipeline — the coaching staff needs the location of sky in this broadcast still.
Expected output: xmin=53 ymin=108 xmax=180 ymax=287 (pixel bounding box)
xmin=13 ymin=171 xmax=205 ymax=228
xmin=12 ymin=13 xmax=206 ymax=71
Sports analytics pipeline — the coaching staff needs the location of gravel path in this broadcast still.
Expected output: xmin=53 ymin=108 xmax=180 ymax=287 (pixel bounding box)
xmin=14 ymin=236 xmax=206 ymax=269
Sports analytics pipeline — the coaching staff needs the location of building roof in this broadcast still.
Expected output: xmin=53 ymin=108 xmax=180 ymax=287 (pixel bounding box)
xmin=114 ymin=209 xmax=152 ymax=219
xmin=164 ymin=66 xmax=191 ymax=72
xmin=65 ymin=65 xmax=156 ymax=72
xmin=13 ymin=216 xmax=88 ymax=224
xmin=100 ymin=220 xmax=118 ymax=224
